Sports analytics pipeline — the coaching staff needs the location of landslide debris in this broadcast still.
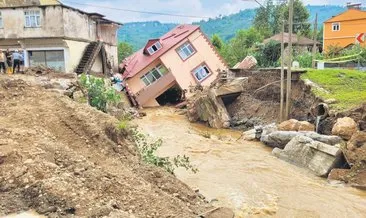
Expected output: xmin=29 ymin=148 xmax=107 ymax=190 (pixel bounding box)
xmin=0 ymin=77 xmax=209 ymax=217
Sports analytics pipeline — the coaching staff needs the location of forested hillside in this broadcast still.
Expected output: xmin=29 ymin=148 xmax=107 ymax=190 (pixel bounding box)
xmin=118 ymin=5 xmax=345 ymax=50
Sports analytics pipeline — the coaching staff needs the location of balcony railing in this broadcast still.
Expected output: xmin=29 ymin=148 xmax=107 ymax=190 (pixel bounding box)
xmin=135 ymin=72 xmax=176 ymax=105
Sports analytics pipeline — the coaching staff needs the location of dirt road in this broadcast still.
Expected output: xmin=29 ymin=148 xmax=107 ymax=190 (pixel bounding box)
xmin=135 ymin=107 xmax=366 ymax=217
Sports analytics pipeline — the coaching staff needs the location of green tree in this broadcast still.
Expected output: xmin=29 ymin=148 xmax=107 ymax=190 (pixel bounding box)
xmin=220 ymin=28 xmax=263 ymax=67
xmin=253 ymin=0 xmax=310 ymax=37
xmin=283 ymin=0 xmax=310 ymax=36
xmin=118 ymin=42 xmax=134 ymax=63
xmin=211 ymin=34 xmax=224 ymax=50
xmin=255 ymin=40 xmax=281 ymax=67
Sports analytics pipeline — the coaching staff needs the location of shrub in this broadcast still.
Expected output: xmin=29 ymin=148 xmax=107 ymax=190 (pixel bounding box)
xmin=79 ymin=74 xmax=121 ymax=112
xmin=255 ymin=40 xmax=281 ymax=67
xmin=127 ymin=125 xmax=198 ymax=175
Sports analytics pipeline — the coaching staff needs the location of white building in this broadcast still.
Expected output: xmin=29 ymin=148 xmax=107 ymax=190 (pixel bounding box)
xmin=0 ymin=0 xmax=122 ymax=74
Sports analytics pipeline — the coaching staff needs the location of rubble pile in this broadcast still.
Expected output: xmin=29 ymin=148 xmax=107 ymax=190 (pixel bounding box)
xmin=243 ymin=117 xmax=366 ymax=188
xmin=0 ymin=77 xmax=212 ymax=217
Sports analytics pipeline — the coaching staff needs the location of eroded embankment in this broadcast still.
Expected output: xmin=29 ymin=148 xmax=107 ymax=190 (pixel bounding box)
xmin=136 ymin=107 xmax=366 ymax=217
xmin=0 ymin=77 xmax=209 ymax=217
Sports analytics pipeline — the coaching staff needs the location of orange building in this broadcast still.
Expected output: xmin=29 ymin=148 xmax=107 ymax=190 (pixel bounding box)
xmin=323 ymin=5 xmax=366 ymax=51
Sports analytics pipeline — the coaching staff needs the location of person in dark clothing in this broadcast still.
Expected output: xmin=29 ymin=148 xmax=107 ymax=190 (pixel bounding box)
xmin=12 ymin=50 xmax=21 ymax=73
xmin=5 ymin=49 xmax=12 ymax=70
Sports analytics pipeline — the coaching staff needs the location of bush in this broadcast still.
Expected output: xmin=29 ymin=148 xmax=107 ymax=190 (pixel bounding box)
xmin=125 ymin=124 xmax=198 ymax=175
xmin=79 ymin=74 xmax=121 ymax=112
xmin=255 ymin=40 xmax=281 ymax=67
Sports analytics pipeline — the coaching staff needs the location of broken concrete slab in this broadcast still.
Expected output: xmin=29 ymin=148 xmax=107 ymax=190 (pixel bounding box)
xmin=212 ymin=77 xmax=248 ymax=97
xmin=272 ymin=136 xmax=344 ymax=177
xmin=261 ymin=131 xmax=343 ymax=149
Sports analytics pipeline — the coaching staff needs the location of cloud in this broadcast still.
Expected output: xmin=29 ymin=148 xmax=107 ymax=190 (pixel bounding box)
xmin=62 ymin=0 xmax=351 ymax=24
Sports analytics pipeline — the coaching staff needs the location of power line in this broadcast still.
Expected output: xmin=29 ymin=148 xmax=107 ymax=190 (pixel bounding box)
xmin=60 ymin=0 xmax=211 ymax=19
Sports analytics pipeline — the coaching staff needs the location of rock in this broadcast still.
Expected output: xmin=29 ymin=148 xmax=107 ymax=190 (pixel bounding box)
xmin=273 ymin=136 xmax=345 ymax=177
xmin=344 ymin=131 xmax=366 ymax=166
xmin=298 ymin=121 xmax=315 ymax=132
xmin=324 ymin=98 xmax=338 ymax=104
xmin=278 ymin=119 xmax=300 ymax=131
xmin=260 ymin=123 xmax=278 ymax=137
xmin=201 ymin=207 xmax=234 ymax=218
xmin=328 ymin=169 xmax=350 ymax=182
xmin=261 ymin=131 xmax=343 ymax=149
xmin=261 ymin=131 xmax=301 ymax=149
xmin=332 ymin=117 xmax=358 ymax=140
xmin=242 ymin=129 xmax=256 ymax=141
xmin=278 ymin=119 xmax=314 ymax=132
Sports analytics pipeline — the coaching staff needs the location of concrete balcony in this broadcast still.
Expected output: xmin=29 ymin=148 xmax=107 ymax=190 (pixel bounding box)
xmin=135 ymin=72 xmax=176 ymax=106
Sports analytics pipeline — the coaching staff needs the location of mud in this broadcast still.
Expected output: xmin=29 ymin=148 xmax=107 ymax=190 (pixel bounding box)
xmin=0 ymin=76 xmax=209 ymax=217
xmin=136 ymin=107 xmax=366 ymax=217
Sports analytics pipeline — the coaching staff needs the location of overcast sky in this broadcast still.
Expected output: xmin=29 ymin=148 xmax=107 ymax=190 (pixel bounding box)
xmin=60 ymin=0 xmax=364 ymax=23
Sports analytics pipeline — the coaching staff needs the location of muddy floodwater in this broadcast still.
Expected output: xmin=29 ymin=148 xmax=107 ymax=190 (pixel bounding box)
xmin=135 ymin=107 xmax=366 ymax=218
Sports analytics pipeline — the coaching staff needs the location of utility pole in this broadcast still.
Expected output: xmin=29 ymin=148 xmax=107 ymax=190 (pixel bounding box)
xmin=285 ymin=0 xmax=293 ymax=120
xmin=280 ymin=20 xmax=285 ymax=122
xmin=312 ymin=13 xmax=318 ymax=68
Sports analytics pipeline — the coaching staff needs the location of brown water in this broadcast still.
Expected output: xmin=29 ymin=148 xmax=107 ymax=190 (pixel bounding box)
xmin=135 ymin=107 xmax=366 ymax=218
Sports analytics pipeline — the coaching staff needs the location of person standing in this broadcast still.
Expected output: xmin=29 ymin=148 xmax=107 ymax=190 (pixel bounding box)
xmin=12 ymin=50 xmax=21 ymax=73
xmin=19 ymin=49 xmax=24 ymax=73
xmin=5 ymin=49 xmax=12 ymax=73
xmin=0 ymin=50 xmax=6 ymax=74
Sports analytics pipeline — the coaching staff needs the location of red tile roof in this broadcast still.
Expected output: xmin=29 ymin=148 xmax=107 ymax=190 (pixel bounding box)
xmin=120 ymin=24 xmax=200 ymax=79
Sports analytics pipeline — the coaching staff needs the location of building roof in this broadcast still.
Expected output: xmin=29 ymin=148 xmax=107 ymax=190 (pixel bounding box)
xmin=324 ymin=8 xmax=366 ymax=23
xmin=263 ymin=32 xmax=320 ymax=46
xmin=120 ymin=24 xmax=200 ymax=79
xmin=0 ymin=0 xmax=60 ymax=7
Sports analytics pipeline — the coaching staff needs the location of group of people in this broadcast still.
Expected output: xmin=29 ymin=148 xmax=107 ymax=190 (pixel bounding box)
xmin=0 ymin=49 xmax=24 ymax=74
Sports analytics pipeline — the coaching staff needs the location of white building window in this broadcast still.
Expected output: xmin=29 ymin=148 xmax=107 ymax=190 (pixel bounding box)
xmin=25 ymin=10 xmax=41 ymax=28
xmin=193 ymin=64 xmax=211 ymax=82
xmin=177 ymin=42 xmax=195 ymax=60
xmin=140 ymin=64 xmax=168 ymax=86
xmin=147 ymin=41 xmax=162 ymax=55
xmin=28 ymin=50 xmax=65 ymax=72
xmin=332 ymin=22 xmax=340 ymax=31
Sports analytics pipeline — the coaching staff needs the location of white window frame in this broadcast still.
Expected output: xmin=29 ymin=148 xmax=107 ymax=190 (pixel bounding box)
xmin=147 ymin=41 xmax=162 ymax=55
xmin=177 ymin=42 xmax=195 ymax=60
xmin=0 ymin=12 xmax=3 ymax=28
xmin=332 ymin=22 xmax=340 ymax=32
xmin=193 ymin=64 xmax=211 ymax=82
xmin=140 ymin=64 xmax=168 ymax=86
xmin=24 ymin=10 xmax=41 ymax=28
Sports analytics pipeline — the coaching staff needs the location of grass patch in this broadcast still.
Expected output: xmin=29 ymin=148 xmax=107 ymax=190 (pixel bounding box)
xmin=301 ymin=69 xmax=366 ymax=111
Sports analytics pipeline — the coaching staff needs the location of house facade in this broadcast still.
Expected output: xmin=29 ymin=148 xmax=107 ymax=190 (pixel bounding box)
xmin=120 ymin=24 xmax=228 ymax=107
xmin=323 ymin=4 xmax=366 ymax=51
xmin=0 ymin=0 xmax=121 ymax=73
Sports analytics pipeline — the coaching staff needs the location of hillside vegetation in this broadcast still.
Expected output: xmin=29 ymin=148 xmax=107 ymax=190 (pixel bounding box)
xmin=118 ymin=5 xmax=345 ymax=50
xmin=302 ymin=69 xmax=366 ymax=111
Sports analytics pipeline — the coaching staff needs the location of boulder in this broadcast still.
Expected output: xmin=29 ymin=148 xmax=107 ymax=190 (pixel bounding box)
xmin=273 ymin=136 xmax=344 ymax=177
xmin=332 ymin=117 xmax=358 ymax=140
xmin=261 ymin=131 xmax=343 ymax=149
xmin=298 ymin=121 xmax=315 ymax=131
xmin=242 ymin=129 xmax=256 ymax=141
xmin=278 ymin=119 xmax=300 ymax=131
xmin=344 ymin=131 xmax=366 ymax=166
xmin=278 ymin=119 xmax=314 ymax=132
xmin=261 ymin=131 xmax=300 ymax=149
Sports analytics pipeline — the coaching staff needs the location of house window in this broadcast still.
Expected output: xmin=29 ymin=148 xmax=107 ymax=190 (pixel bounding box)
xmin=140 ymin=64 xmax=168 ymax=86
xmin=25 ymin=10 xmax=41 ymax=28
xmin=28 ymin=50 xmax=65 ymax=71
xmin=177 ymin=42 xmax=195 ymax=60
xmin=0 ymin=12 xmax=3 ymax=28
xmin=193 ymin=64 xmax=211 ymax=82
xmin=147 ymin=42 xmax=162 ymax=55
xmin=332 ymin=22 xmax=340 ymax=31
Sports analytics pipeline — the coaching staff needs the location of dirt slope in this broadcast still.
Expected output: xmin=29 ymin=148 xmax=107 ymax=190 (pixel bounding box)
xmin=0 ymin=77 xmax=209 ymax=217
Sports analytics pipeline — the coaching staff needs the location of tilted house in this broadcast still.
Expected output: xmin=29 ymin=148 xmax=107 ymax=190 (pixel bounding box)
xmin=0 ymin=0 xmax=121 ymax=73
xmin=323 ymin=3 xmax=366 ymax=51
xmin=120 ymin=24 xmax=228 ymax=107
